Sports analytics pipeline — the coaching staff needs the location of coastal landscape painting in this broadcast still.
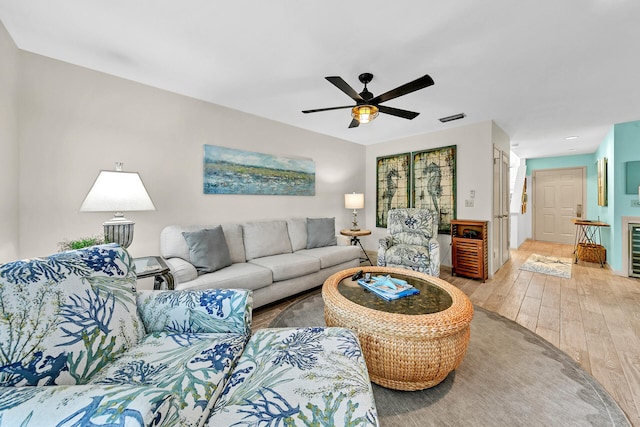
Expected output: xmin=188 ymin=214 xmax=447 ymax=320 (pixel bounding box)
xmin=203 ymin=145 xmax=315 ymax=195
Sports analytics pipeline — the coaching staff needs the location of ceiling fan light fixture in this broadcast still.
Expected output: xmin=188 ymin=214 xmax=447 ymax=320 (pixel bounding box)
xmin=352 ymin=105 xmax=379 ymax=124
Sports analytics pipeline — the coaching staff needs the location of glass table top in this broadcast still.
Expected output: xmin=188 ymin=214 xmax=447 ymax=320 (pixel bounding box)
xmin=337 ymin=272 xmax=453 ymax=315
xmin=134 ymin=256 xmax=169 ymax=278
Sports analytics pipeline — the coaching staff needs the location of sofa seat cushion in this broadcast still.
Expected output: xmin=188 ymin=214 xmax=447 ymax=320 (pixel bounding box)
xmin=174 ymin=263 xmax=272 ymax=292
xmin=249 ymin=253 xmax=320 ymax=282
xmin=90 ymin=332 xmax=247 ymax=427
xmin=383 ymin=243 xmax=432 ymax=271
xmin=208 ymin=327 xmax=379 ymax=427
xmin=0 ymin=384 xmax=178 ymax=427
xmin=296 ymin=245 xmax=361 ymax=269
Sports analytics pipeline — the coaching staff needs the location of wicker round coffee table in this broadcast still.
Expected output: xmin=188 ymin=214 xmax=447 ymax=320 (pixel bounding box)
xmin=322 ymin=267 xmax=474 ymax=391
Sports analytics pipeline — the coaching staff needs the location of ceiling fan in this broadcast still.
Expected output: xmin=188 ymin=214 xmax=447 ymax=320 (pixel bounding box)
xmin=302 ymin=73 xmax=434 ymax=128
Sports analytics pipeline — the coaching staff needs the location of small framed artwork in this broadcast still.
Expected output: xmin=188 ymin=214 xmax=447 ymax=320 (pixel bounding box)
xmin=597 ymin=157 xmax=607 ymax=206
xmin=376 ymin=153 xmax=411 ymax=228
xmin=412 ymin=145 xmax=457 ymax=233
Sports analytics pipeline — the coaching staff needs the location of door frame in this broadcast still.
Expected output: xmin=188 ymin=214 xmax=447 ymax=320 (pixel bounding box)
xmin=531 ymin=166 xmax=586 ymax=243
xmin=492 ymin=145 xmax=510 ymax=274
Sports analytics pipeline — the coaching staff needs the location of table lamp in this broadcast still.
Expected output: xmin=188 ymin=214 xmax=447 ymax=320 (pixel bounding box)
xmin=80 ymin=163 xmax=156 ymax=248
xmin=344 ymin=192 xmax=364 ymax=231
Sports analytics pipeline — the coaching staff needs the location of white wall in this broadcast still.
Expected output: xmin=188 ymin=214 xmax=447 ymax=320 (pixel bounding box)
xmin=0 ymin=21 xmax=20 ymax=262
xmin=509 ymin=158 xmax=531 ymax=248
xmin=364 ymin=121 xmax=497 ymax=269
xmin=17 ymin=52 xmax=365 ymax=259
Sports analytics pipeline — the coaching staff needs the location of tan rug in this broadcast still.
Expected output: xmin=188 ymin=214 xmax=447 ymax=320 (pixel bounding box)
xmin=519 ymin=253 xmax=572 ymax=278
xmin=270 ymin=291 xmax=630 ymax=426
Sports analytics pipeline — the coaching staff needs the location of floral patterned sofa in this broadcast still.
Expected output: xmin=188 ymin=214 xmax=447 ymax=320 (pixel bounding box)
xmin=377 ymin=208 xmax=440 ymax=276
xmin=0 ymin=244 xmax=378 ymax=427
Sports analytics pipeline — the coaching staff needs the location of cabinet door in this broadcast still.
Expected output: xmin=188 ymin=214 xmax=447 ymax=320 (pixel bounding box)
xmin=453 ymin=238 xmax=483 ymax=278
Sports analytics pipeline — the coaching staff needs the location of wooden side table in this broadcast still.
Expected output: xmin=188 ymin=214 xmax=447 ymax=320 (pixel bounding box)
xmin=340 ymin=229 xmax=373 ymax=266
xmin=134 ymin=256 xmax=175 ymax=290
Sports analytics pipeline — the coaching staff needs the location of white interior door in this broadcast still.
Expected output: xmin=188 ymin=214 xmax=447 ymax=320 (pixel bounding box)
xmin=493 ymin=146 xmax=510 ymax=273
xmin=533 ymin=168 xmax=585 ymax=245
xmin=501 ymin=152 xmax=510 ymax=265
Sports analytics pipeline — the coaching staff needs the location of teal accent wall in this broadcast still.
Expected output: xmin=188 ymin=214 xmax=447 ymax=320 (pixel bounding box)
xmin=610 ymin=121 xmax=640 ymax=271
xmin=525 ymin=120 xmax=640 ymax=273
xmin=593 ymin=128 xmax=614 ymax=263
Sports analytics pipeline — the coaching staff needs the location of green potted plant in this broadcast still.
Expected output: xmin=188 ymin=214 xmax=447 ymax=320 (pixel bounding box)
xmin=58 ymin=235 xmax=105 ymax=252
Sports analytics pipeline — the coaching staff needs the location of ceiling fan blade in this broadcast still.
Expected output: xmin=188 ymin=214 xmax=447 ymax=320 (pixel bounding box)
xmin=302 ymin=105 xmax=354 ymax=114
xmin=370 ymin=74 xmax=434 ymax=104
xmin=349 ymin=119 xmax=360 ymax=128
xmin=326 ymin=76 xmax=365 ymax=102
xmin=378 ymin=105 xmax=420 ymax=120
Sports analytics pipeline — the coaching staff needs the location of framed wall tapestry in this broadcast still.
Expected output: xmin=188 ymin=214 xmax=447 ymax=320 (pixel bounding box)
xmin=412 ymin=145 xmax=457 ymax=233
xmin=376 ymin=153 xmax=410 ymax=227
xmin=203 ymin=145 xmax=315 ymax=195
xmin=597 ymin=157 xmax=607 ymax=206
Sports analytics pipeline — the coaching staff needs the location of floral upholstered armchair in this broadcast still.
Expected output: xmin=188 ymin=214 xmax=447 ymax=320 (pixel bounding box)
xmin=0 ymin=244 xmax=253 ymax=427
xmin=377 ymin=208 xmax=440 ymax=276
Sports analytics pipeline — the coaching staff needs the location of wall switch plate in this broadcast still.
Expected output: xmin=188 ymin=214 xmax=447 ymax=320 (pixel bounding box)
xmin=632 ymin=200 xmax=640 ymax=207
xmin=465 ymin=199 xmax=474 ymax=207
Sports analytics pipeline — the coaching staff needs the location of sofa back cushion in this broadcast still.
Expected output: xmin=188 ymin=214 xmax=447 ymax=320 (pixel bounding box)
xmin=388 ymin=208 xmax=438 ymax=246
xmin=161 ymin=224 xmax=246 ymax=264
xmin=137 ymin=289 xmax=253 ymax=336
xmin=242 ymin=220 xmax=293 ymax=261
xmin=0 ymin=244 xmax=145 ymax=386
xmin=287 ymin=218 xmax=308 ymax=252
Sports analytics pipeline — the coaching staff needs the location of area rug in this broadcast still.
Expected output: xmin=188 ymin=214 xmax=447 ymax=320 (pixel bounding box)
xmin=519 ymin=253 xmax=573 ymax=278
xmin=269 ymin=290 xmax=630 ymax=426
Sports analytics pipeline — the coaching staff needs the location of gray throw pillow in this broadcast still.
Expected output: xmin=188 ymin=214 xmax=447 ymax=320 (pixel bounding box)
xmin=306 ymin=217 xmax=337 ymax=249
xmin=182 ymin=226 xmax=232 ymax=274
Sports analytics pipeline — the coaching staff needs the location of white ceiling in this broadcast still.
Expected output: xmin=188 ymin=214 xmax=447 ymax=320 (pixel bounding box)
xmin=1 ymin=0 xmax=639 ymax=159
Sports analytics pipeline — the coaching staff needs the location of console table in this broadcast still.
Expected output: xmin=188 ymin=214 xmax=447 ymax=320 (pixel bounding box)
xmin=572 ymin=219 xmax=609 ymax=267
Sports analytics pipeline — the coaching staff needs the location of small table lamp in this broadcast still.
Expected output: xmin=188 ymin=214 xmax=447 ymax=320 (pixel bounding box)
xmin=344 ymin=192 xmax=364 ymax=231
xmin=80 ymin=163 xmax=156 ymax=248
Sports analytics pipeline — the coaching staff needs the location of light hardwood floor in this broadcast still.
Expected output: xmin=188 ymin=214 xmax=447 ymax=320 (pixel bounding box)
xmin=252 ymin=240 xmax=640 ymax=425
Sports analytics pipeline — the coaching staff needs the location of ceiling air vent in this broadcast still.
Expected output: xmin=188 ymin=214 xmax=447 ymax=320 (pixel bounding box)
xmin=439 ymin=113 xmax=466 ymax=123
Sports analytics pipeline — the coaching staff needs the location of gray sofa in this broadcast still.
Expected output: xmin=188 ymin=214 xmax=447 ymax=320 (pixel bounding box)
xmin=160 ymin=218 xmax=361 ymax=308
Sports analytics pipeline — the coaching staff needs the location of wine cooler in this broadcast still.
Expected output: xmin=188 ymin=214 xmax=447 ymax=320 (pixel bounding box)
xmin=630 ymin=224 xmax=640 ymax=278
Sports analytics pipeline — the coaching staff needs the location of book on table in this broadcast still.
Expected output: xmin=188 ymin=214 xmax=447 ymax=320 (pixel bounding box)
xmin=357 ymin=275 xmax=420 ymax=300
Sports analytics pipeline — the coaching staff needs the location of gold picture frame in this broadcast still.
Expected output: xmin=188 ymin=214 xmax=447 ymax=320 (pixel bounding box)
xmin=412 ymin=145 xmax=457 ymax=234
xmin=376 ymin=153 xmax=411 ymax=228
xmin=597 ymin=157 xmax=607 ymax=206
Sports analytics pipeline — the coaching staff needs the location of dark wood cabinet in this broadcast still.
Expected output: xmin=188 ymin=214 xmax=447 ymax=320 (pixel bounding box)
xmin=451 ymin=219 xmax=488 ymax=282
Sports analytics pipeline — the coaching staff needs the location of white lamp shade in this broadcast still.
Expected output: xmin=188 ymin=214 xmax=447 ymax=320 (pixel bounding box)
xmin=80 ymin=170 xmax=156 ymax=212
xmin=345 ymin=193 xmax=364 ymax=210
